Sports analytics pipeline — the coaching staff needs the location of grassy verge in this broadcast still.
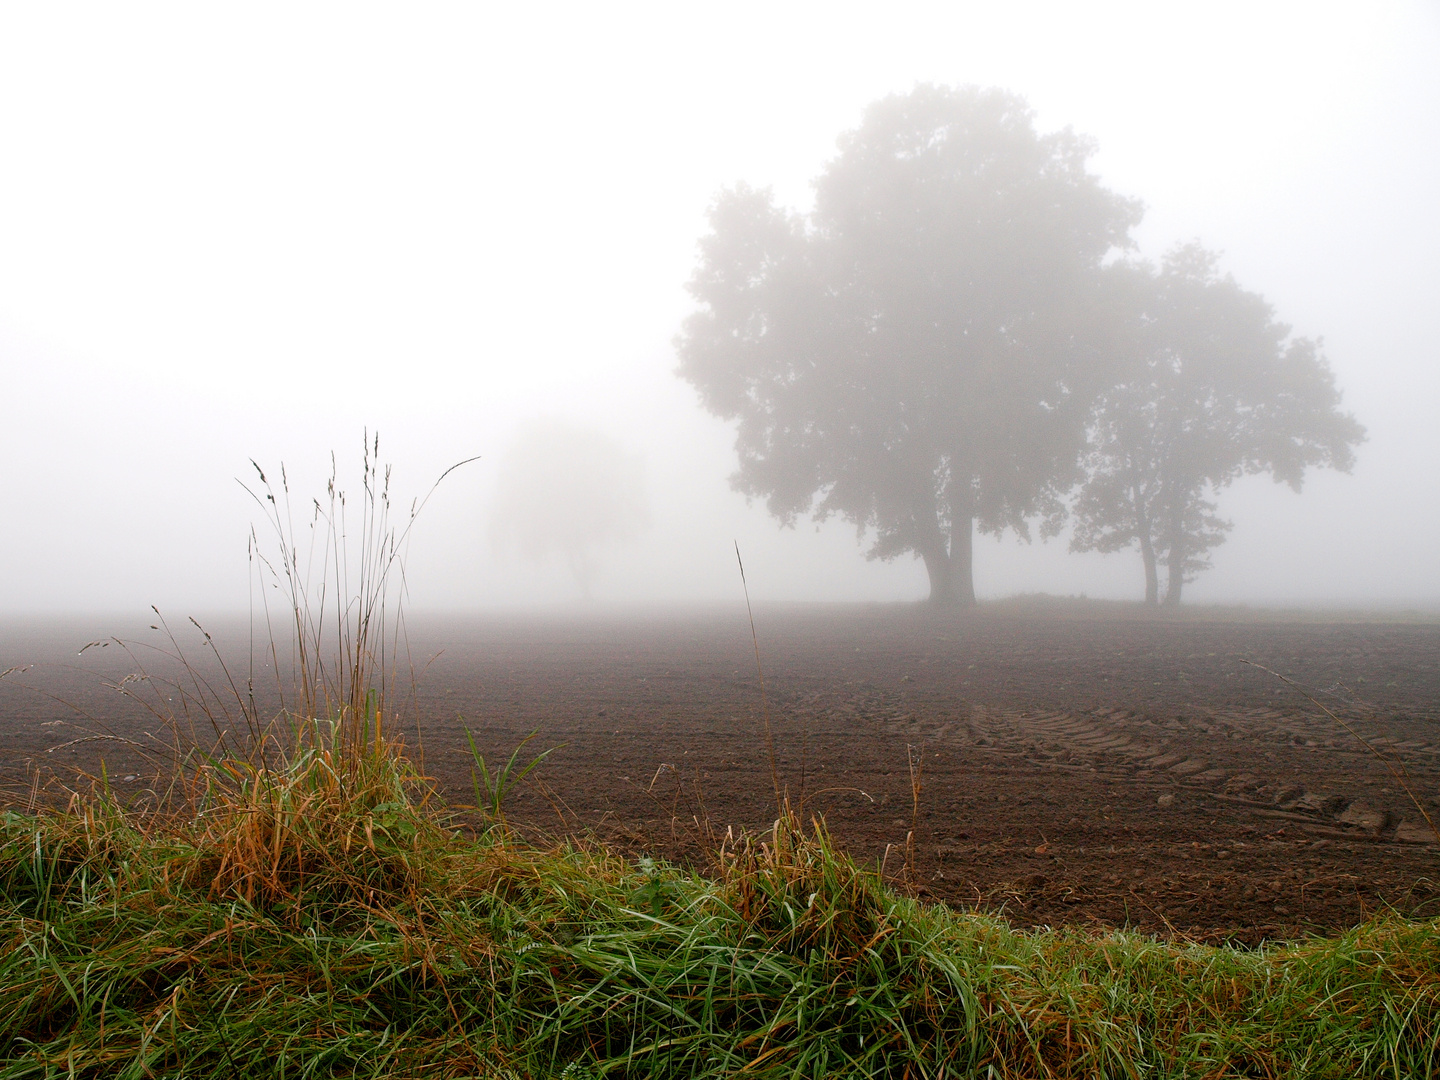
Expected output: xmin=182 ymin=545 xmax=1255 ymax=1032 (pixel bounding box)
xmin=2 ymin=733 xmax=1438 ymax=1079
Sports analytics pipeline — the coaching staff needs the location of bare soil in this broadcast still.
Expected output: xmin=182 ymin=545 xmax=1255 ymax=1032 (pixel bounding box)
xmin=5 ymin=600 xmax=1440 ymax=944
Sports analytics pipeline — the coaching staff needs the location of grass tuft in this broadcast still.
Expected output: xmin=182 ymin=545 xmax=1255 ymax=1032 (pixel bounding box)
xmin=3 ymin=798 xmax=1440 ymax=1077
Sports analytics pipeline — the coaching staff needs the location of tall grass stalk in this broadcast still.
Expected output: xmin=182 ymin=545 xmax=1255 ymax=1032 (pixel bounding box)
xmin=243 ymin=433 xmax=478 ymax=771
xmin=733 ymin=542 xmax=782 ymax=815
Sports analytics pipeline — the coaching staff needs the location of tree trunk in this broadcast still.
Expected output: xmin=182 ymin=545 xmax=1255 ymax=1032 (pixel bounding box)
xmin=919 ymin=513 xmax=976 ymax=605
xmin=921 ymin=546 xmax=958 ymax=603
xmin=952 ymin=512 xmax=976 ymax=604
xmin=1139 ymin=527 xmax=1159 ymax=605
xmin=1133 ymin=488 xmax=1159 ymax=606
xmin=1160 ymin=497 xmax=1186 ymax=606
xmin=1163 ymin=545 xmax=1185 ymax=606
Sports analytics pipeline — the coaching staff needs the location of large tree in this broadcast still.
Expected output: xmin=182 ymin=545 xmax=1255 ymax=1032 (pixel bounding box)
xmin=677 ymin=85 xmax=1142 ymax=602
xmin=1070 ymin=245 xmax=1365 ymax=604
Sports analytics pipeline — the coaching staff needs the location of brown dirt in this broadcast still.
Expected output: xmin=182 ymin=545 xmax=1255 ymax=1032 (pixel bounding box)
xmin=5 ymin=600 xmax=1440 ymax=944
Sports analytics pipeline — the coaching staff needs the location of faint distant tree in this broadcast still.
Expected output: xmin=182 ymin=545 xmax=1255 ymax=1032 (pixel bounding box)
xmin=1071 ymin=246 xmax=1365 ymax=604
xmin=488 ymin=421 xmax=648 ymax=599
xmin=677 ymin=85 xmax=1142 ymax=603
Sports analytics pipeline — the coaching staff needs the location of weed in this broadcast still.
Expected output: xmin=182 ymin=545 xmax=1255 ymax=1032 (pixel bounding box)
xmin=464 ymin=728 xmax=558 ymax=829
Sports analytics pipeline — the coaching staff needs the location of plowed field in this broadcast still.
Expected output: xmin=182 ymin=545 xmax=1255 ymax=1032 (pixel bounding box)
xmin=5 ymin=600 xmax=1439 ymax=944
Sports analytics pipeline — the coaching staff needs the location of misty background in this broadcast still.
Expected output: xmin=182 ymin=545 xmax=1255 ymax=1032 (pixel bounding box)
xmin=1 ymin=2 xmax=1437 ymax=615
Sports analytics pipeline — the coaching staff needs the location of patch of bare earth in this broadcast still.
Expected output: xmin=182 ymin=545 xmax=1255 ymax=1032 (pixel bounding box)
xmin=5 ymin=602 xmax=1439 ymax=944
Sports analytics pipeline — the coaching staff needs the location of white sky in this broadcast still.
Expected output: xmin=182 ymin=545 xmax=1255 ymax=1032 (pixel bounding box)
xmin=1 ymin=1 xmax=1437 ymax=613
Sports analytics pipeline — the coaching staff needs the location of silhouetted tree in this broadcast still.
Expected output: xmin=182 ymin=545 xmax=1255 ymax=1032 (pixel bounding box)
xmin=488 ymin=420 xmax=648 ymax=599
xmin=677 ymin=85 xmax=1141 ymax=603
xmin=1071 ymin=246 xmax=1365 ymax=604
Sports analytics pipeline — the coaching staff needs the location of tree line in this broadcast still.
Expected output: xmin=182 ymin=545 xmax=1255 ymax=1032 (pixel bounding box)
xmin=676 ymin=85 xmax=1363 ymax=605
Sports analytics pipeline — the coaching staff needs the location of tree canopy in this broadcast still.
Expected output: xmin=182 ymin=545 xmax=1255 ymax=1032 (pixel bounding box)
xmin=677 ymin=85 xmax=1141 ymax=602
xmin=1070 ymin=246 xmax=1365 ymax=603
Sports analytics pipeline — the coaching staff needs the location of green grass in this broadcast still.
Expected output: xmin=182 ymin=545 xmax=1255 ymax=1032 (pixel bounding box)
xmin=2 ymin=734 xmax=1438 ymax=1079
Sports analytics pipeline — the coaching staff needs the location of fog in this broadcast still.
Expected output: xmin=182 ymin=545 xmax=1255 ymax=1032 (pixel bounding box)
xmin=1 ymin=3 xmax=1437 ymax=615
